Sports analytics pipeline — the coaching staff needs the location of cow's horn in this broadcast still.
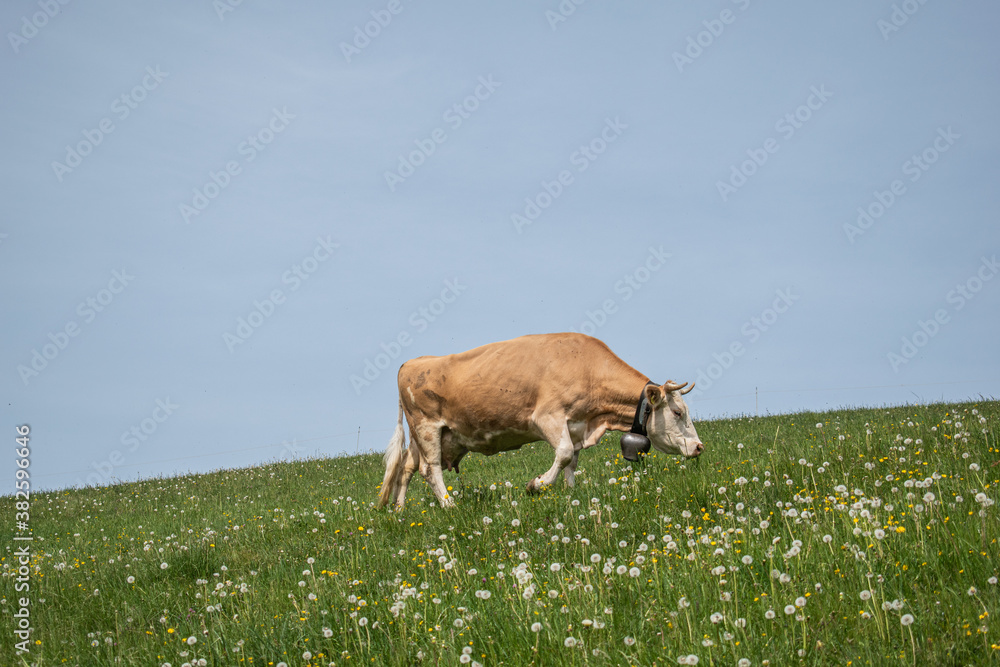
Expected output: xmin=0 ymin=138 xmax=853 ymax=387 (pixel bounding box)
xmin=680 ymin=382 xmax=695 ymax=395
xmin=664 ymin=381 xmax=688 ymax=392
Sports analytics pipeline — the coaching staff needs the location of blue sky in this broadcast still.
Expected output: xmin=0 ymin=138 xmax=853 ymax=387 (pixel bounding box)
xmin=3 ymin=1 xmax=998 ymax=493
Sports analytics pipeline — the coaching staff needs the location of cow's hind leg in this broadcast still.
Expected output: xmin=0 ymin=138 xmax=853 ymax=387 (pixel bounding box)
xmin=421 ymin=460 xmax=455 ymax=508
xmin=562 ymin=450 xmax=580 ymax=487
xmin=527 ymin=417 xmax=575 ymax=493
xmin=414 ymin=421 xmax=456 ymax=508
xmin=394 ymin=440 xmax=421 ymax=508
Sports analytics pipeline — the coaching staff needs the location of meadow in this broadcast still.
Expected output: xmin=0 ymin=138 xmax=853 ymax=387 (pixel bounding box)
xmin=1 ymin=400 xmax=998 ymax=666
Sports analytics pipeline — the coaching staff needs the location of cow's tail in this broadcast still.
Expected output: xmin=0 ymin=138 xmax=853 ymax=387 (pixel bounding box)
xmin=378 ymin=398 xmax=407 ymax=507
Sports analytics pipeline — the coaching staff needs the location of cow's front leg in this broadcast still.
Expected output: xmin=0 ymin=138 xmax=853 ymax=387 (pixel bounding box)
xmin=527 ymin=418 xmax=574 ymax=493
xmin=561 ymin=422 xmax=605 ymax=487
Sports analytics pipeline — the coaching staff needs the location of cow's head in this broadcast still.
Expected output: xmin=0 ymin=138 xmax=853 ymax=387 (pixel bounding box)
xmin=644 ymin=381 xmax=704 ymax=458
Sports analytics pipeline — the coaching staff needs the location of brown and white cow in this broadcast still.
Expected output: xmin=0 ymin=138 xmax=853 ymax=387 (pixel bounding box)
xmin=378 ymin=333 xmax=703 ymax=508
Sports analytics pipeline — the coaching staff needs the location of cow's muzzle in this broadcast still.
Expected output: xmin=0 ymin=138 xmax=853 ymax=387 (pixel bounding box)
xmin=621 ymin=432 xmax=651 ymax=462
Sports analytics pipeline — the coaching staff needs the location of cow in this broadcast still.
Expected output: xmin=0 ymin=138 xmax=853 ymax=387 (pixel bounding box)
xmin=378 ymin=332 xmax=703 ymax=508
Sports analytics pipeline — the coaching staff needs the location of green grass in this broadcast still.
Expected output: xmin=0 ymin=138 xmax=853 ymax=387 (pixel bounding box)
xmin=2 ymin=400 xmax=999 ymax=666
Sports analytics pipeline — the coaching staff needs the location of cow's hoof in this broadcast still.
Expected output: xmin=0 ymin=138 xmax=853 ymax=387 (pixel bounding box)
xmin=526 ymin=478 xmax=546 ymax=494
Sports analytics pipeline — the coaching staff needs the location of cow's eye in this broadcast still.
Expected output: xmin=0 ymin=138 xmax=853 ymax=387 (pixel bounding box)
xmin=673 ymin=409 xmax=683 ymax=418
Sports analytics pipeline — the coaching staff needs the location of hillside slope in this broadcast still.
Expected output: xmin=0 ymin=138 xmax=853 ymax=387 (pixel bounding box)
xmin=2 ymin=401 xmax=998 ymax=666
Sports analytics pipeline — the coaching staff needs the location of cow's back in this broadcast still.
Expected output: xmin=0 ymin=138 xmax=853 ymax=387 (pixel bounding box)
xmin=397 ymin=333 xmax=643 ymax=430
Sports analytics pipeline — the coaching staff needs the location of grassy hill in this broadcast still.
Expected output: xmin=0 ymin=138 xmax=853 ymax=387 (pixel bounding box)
xmin=2 ymin=401 xmax=998 ymax=666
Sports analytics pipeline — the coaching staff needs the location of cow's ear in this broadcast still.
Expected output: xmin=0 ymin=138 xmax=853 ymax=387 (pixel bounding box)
xmin=645 ymin=384 xmax=664 ymax=406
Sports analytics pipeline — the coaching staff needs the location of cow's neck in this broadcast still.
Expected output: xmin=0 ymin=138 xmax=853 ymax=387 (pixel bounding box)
xmin=603 ymin=371 xmax=654 ymax=433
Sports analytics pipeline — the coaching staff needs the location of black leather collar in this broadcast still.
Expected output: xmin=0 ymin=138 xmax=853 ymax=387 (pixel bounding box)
xmin=629 ymin=381 xmax=657 ymax=436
